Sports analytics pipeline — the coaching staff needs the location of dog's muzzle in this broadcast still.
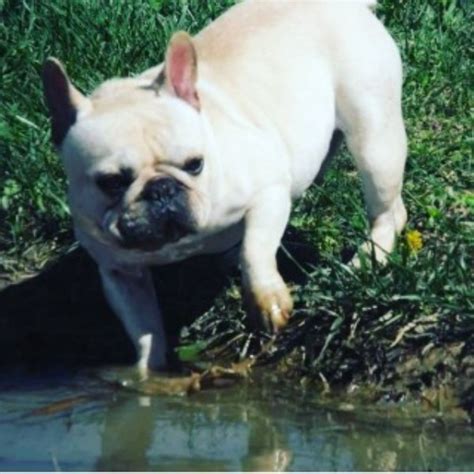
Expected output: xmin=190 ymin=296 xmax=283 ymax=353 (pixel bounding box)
xmin=116 ymin=177 xmax=195 ymax=250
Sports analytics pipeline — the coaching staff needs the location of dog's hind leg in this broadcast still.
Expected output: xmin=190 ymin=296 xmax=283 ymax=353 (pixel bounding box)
xmin=338 ymin=89 xmax=408 ymax=264
xmin=331 ymin=12 xmax=409 ymax=264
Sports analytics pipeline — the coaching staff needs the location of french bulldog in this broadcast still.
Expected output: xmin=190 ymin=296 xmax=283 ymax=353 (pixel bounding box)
xmin=42 ymin=0 xmax=407 ymax=373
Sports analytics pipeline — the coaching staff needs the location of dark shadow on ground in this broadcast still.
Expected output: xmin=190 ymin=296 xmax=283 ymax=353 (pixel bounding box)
xmin=0 ymin=227 xmax=319 ymax=369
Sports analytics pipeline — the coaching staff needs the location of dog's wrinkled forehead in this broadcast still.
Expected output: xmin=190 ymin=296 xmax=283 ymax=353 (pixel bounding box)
xmin=62 ymin=96 xmax=204 ymax=175
xmin=43 ymin=31 xmax=203 ymax=162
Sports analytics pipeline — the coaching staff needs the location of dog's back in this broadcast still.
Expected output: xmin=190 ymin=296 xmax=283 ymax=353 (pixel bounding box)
xmin=192 ymin=0 xmax=401 ymax=196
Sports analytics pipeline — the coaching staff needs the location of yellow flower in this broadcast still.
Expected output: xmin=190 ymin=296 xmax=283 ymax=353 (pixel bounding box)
xmin=406 ymin=230 xmax=423 ymax=252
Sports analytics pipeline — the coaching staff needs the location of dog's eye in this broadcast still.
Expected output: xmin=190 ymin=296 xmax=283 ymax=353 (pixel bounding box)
xmin=95 ymin=171 xmax=133 ymax=197
xmin=183 ymin=156 xmax=204 ymax=176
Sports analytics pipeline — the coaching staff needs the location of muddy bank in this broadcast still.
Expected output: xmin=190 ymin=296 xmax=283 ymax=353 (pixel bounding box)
xmin=182 ymin=310 xmax=473 ymax=425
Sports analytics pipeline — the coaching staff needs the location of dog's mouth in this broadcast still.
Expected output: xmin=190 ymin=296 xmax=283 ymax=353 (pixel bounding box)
xmin=104 ymin=203 xmax=196 ymax=252
xmin=120 ymin=220 xmax=192 ymax=251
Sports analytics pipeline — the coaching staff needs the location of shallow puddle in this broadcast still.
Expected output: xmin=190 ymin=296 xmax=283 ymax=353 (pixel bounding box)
xmin=0 ymin=367 xmax=473 ymax=471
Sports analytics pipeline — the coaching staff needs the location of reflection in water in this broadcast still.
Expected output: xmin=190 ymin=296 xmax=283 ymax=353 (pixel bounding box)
xmin=97 ymin=396 xmax=154 ymax=471
xmin=347 ymin=418 xmax=469 ymax=472
xmin=0 ymin=369 xmax=473 ymax=471
xmin=96 ymin=381 xmax=292 ymax=471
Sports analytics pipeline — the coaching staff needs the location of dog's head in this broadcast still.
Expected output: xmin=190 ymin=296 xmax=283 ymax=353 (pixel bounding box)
xmin=43 ymin=32 xmax=212 ymax=251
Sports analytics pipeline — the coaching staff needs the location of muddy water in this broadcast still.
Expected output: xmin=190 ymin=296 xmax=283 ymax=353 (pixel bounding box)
xmin=0 ymin=367 xmax=473 ymax=471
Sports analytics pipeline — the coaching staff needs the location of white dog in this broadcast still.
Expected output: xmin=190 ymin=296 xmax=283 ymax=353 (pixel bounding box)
xmin=42 ymin=0 xmax=407 ymax=373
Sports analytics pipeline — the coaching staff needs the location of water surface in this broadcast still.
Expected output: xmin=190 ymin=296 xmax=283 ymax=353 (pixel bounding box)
xmin=0 ymin=367 xmax=473 ymax=471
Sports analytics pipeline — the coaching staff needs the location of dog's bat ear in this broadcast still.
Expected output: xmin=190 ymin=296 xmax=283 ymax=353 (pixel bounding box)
xmin=162 ymin=31 xmax=200 ymax=111
xmin=42 ymin=58 xmax=90 ymax=146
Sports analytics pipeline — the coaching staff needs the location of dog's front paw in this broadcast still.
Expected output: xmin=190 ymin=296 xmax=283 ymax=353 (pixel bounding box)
xmin=136 ymin=334 xmax=168 ymax=379
xmin=244 ymin=281 xmax=293 ymax=333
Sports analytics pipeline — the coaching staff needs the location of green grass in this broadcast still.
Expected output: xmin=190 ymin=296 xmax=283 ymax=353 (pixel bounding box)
xmin=0 ymin=1 xmax=473 ymax=411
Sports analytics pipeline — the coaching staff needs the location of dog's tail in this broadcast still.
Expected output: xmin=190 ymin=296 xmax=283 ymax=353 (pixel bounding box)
xmin=359 ymin=0 xmax=377 ymax=7
xmin=348 ymin=0 xmax=377 ymax=7
xmin=324 ymin=0 xmax=377 ymax=8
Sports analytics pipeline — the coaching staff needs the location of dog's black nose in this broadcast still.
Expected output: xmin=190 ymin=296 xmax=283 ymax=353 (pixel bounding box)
xmin=141 ymin=177 xmax=180 ymax=202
